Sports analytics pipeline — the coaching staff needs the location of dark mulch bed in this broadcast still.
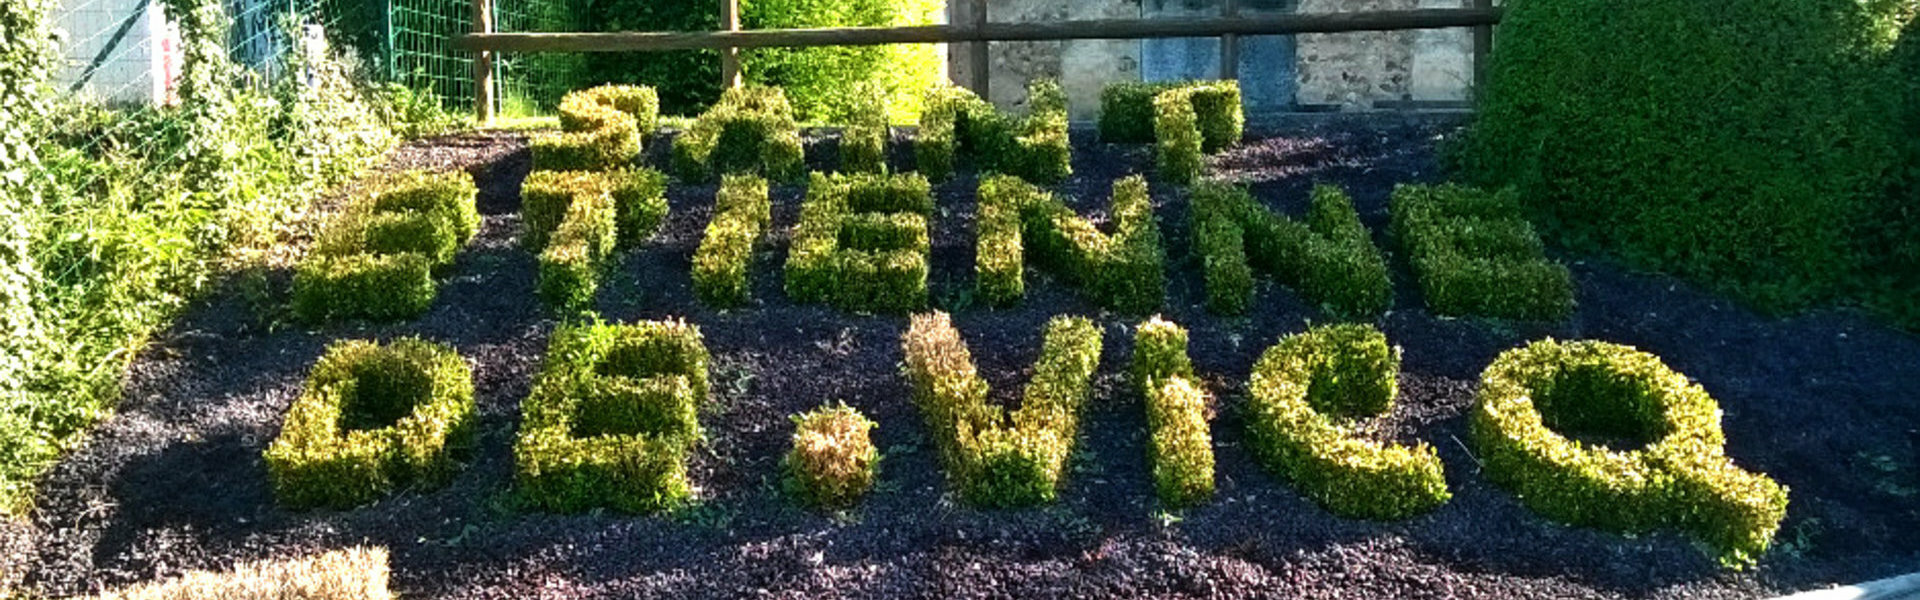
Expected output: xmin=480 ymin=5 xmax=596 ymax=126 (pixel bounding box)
xmin=10 ymin=114 xmax=1919 ymax=599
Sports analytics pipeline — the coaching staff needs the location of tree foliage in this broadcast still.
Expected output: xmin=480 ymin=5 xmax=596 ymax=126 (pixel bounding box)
xmin=580 ymin=0 xmax=943 ymax=121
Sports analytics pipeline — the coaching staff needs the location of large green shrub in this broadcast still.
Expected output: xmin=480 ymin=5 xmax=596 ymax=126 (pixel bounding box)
xmin=580 ymin=0 xmax=943 ymax=121
xmin=902 ymin=312 xmax=1102 ymax=507
xmin=1473 ymin=338 xmax=1788 ymax=567
xmin=976 ymin=175 xmax=1164 ymax=313
xmin=516 ymin=318 xmax=709 ymax=513
xmin=1456 ymin=0 xmax=1907 ymax=310
xmin=1877 ymin=16 xmax=1920 ymax=324
xmin=264 ymin=338 xmax=476 ymax=510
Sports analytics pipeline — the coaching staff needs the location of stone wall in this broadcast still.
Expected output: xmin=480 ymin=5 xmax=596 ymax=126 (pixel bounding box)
xmin=948 ymin=0 xmax=1476 ymax=116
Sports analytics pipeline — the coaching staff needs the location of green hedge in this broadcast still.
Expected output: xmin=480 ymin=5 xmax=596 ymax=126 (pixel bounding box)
xmin=785 ymin=172 xmax=934 ymax=312
xmin=1100 ymin=82 xmax=1182 ymax=143
xmin=1153 ymin=90 xmax=1204 ymax=185
xmin=264 ymin=337 xmax=475 ymax=510
xmin=841 ymin=89 xmax=889 ymax=174
xmin=1472 ymin=338 xmax=1789 ymax=566
xmin=532 ymin=85 xmax=660 ymax=172
xmin=693 ymin=175 xmax=772 ymax=307
xmin=1130 ymin=317 xmax=1215 ymax=508
xmin=913 ymin=81 xmax=1071 ymax=184
xmin=1882 ymin=18 xmax=1920 ymax=325
xmin=522 ymin=169 xmax=669 ymax=252
xmin=537 ymin=190 xmax=617 ymax=310
xmin=1190 ymin=183 xmax=1391 ymax=317
xmin=559 ymin=85 xmax=661 ymax=135
xmin=783 ymin=402 xmax=880 ymax=509
xmin=292 ymin=254 xmax=436 ymax=322
xmin=1245 ymin=324 xmax=1450 ymax=521
xmin=912 ymin=86 xmax=982 ymax=182
xmin=522 ymin=169 xmax=670 ymax=310
xmin=976 ymin=175 xmax=1165 ymax=313
xmin=1390 ymin=184 xmax=1573 ymax=320
xmin=1454 ymin=0 xmax=1907 ymax=311
xmin=1012 ymin=79 xmax=1073 ymax=185
xmin=1102 ymin=80 xmax=1243 ymax=149
xmin=516 ymin=318 xmax=709 ymax=513
xmin=902 ymin=312 xmax=1102 ymax=507
xmin=672 ymin=86 xmax=805 ymax=183
xmin=292 ymin=171 xmax=478 ymax=323
xmin=371 ymin=170 xmax=483 ymax=244
xmin=1186 ymin=82 xmax=1243 ymax=154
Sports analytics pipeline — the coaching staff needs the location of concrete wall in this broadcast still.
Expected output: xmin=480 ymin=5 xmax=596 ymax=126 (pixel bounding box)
xmin=950 ymin=0 xmax=1477 ymax=115
xmin=55 ymin=0 xmax=179 ymax=106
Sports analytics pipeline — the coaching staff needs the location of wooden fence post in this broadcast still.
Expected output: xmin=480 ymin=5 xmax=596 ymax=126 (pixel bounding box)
xmin=473 ymin=0 xmax=494 ymax=124
xmin=454 ymin=10 xmax=1508 ymax=53
xmin=968 ymin=0 xmax=989 ymax=98
xmin=1471 ymin=0 xmax=1491 ymax=101
xmin=721 ymin=0 xmax=742 ymax=88
xmin=1221 ymin=0 xmax=1239 ymax=80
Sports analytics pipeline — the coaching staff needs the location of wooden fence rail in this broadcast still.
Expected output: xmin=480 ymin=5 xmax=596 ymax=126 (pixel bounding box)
xmin=458 ymin=3 xmax=1503 ymax=122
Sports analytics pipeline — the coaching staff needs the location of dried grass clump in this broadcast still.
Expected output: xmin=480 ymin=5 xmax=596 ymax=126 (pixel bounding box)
xmin=784 ymin=402 xmax=880 ymax=509
xmin=85 ymin=547 xmax=392 ymax=600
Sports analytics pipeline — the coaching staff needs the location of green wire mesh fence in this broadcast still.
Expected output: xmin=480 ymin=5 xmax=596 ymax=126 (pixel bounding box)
xmin=389 ymin=0 xmax=580 ymax=114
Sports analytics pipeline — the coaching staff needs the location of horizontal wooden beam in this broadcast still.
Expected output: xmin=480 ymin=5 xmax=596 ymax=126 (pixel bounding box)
xmin=453 ymin=8 xmax=1503 ymax=53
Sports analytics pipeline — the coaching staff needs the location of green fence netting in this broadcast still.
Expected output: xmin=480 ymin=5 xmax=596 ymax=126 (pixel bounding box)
xmin=388 ymin=0 xmax=580 ymax=114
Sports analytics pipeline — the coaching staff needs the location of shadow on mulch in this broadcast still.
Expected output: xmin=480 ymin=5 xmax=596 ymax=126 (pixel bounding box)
xmin=13 ymin=114 xmax=1920 ymax=600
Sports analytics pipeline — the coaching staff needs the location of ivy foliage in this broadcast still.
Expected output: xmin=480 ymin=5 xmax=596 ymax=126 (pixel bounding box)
xmin=0 ymin=0 xmax=57 ymax=511
xmin=1456 ymin=0 xmax=1910 ymax=312
xmin=4 ymin=0 xmax=401 ymax=514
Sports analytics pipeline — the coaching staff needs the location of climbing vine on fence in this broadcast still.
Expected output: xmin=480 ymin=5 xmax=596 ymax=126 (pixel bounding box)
xmin=160 ymin=0 xmax=244 ymax=190
xmin=0 ymin=0 xmax=55 ymax=411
